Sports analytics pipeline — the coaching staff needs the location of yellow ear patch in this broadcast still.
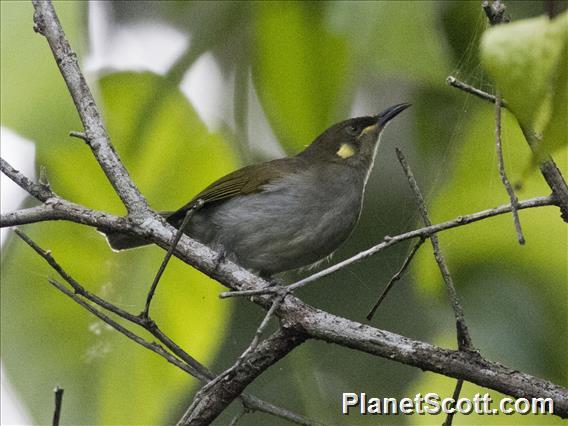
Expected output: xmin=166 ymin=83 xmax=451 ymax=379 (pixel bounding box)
xmin=337 ymin=143 xmax=355 ymax=159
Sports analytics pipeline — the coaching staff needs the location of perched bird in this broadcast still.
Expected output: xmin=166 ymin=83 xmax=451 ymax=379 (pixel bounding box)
xmin=103 ymin=103 xmax=410 ymax=277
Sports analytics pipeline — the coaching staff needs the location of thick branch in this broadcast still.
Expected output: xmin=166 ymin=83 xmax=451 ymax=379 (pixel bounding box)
xmin=280 ymin=298 xmax=568 ymax=417
xmin=179 ymin=328 xmax=307 ymax=425
xmin=31 ymin=0 xmax=149 ymax=215
xmin=15 ymin=229 xmax=315 ymax=426
xmin=11 ymin=1 xmax=566 ymax=420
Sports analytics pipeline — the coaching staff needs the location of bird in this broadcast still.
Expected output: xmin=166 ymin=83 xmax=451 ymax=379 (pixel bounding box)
xmin=102 ymin=103 xmax=410 ymax=278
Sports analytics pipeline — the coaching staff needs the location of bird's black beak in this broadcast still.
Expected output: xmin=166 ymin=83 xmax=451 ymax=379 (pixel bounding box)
xmin=376 ymin=103 xmax=411 ymax=127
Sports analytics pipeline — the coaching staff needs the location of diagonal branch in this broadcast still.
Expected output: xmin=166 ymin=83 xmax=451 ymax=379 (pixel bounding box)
xmin=14 ymin=229 xmax=316 ymax=426
xmin=366 ymin=237 xmax=425 ymax=321
xmin=178 ymin=328 xmax=307 ymax=426
xmin=10 ymin=1 xmax=566 ymax=422
xmin=220 ymin=194 xmax=555 ymax=300
xmin=494 ymin=93 xmax=525 ymax=244
xmin=446 ymin=81 xmax=568 ymax=222
xmin=395 ymin=148 xmax=473 ymax=351
xmin=32 ymin=0 xmax=149 ymax=215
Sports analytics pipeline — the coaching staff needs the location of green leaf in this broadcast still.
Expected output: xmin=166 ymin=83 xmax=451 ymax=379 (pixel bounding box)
xmin=480 ymin=11 xmax=568 ymax=155
xmin=1 ymin=71 xmax=237 ymax=424
xmin=253 ymin=2 xmax=349 ymax=153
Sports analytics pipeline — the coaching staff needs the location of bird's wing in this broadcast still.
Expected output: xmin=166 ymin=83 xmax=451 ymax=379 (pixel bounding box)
xmin=165 ymin=157 xmax=303 ymax=222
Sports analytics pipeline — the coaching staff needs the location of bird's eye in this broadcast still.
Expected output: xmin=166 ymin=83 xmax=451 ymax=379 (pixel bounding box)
xmin=346 ymin=125 xmax=359 ymax=136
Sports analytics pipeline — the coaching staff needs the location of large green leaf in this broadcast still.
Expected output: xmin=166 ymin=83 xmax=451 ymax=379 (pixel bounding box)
xmin=1 ymin=70 xmax=237 ymax=424
xmin=480 ymin=11 xmax=568 ymax=156
xmin=253 ymin=2 xmax=349 ymax=153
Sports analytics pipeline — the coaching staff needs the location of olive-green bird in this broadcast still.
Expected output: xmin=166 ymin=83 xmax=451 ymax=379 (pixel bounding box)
xmin=102 ymin=103 xmax=410 ymax=277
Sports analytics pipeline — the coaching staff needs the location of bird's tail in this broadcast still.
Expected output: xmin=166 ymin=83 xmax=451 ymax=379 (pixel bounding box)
xmin=99 ymin=211 xmax=176 ymax=251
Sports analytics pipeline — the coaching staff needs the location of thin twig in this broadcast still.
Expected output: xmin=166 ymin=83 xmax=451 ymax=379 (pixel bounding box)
xmin=495 ymin=93 xmax=525 ymax=244
xmin=68 ymin=131 xmax=88 ymax=142
xmin=446 ymin=76 xmax=507 ymax=107
xmin=142 ymin=200 xmax=204 ymax=319
xmin=15 ymin=229 xmax=313 ymax=425
xmin=190 ymin=292 xmax=287 ymax=414
xmin=52 ymin=386 xmax=64 ymax=426
xmin=219 ymin=195 xmax=554 ymax=299
xmin=366 ymin=237 xmax=425 ymax=321
xmin=443 ymin=379 xmax=464 ymax=426
xmin=445 ymin=77 xmax=568 ymax=222
xmin=1 ymin=157 xmax=55 ymax=202
xmin=228 ymin=407 xmax=249 ymax=426
xmin=15 ymin=229 xmax=142 ymax=324
xmin=395 ymin=149 xmax=474 ymax=351
xmin=238 ymin=293 xmax=286 ymax=360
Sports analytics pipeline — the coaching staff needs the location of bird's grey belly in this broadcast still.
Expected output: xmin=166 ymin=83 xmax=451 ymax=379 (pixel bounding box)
xmin=187 ymin=181 xmax=363 ymax=275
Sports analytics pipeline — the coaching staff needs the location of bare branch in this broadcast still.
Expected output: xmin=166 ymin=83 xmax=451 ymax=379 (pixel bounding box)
xmin=366 ymin=237 xmax=425 ymax=321
xmin=396 ymin=149 xmax=474 ymax=351
xmin=52 ymin=386 xmax=63 ymax=426
xmin=495 ymin=93 xmax=525 ymax=244
xmin=447 ymin=76 xmax=568 ymax=221
xmin=1 ymin=205 xmax=66 ymax=227
xmin=32 ymin=0 xmax=149 ymax=215
xmin=443 ymin=379 xmax=464 ymax=426
xmin=142 ymin=199 xmax=204 ymax=319
xmin=178 ymin=328 xmax=307 ymax=426
xmin=15 ymin=229 xmax=315 ymax=425
xmin=446 ymin=76 xmax=506 ymax=107
xmin=1 ymin=157 xmax=54 ymax=202
xmin=221 ymin=194 xmax=555 ymax=299
xmin=68 ymin=131 xmax=88 ymax=142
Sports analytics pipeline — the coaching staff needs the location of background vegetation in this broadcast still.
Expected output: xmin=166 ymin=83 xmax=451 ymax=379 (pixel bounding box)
xmin=1 ymin=1 xmax=566 ymax=424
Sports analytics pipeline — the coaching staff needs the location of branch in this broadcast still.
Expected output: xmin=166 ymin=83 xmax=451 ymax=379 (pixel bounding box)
xmin=13 ymin=1 xmax=567 ymax=421
xmin=52 ymin=386 xmax=63 ymax=426
xmin=183 ymin=293 xmax=288 ymax=423
xmin=142 ymin=200 xmax=204 ymax=319
xmin=396 ymin=149 xmax=473 ymax=351
xmin=15 ymin=229 xmax=315 ymax=426
xmin=280 ymin=297 xmax=568 ymax=417
xmin=447 ymin=81 xmax=568 ymax=222
xmin=366 ymin=237 xmax=425 ymax=321
xmin=446 ymin=76 xmax=506 ymax=107
xmin=221 ymin=194 xmax=555 ymax=299
xmin=1 ymin=157 xmax=54 ymax=202
xmin=495 ymin=93 xmax=525 ymax=244
xmin=178 ymin=328 xmax=307 ymax=426
xmin=1 ymin=204 xmax=68 ymax=227
xmin=32 ymin=0 xmax=150 ymax=215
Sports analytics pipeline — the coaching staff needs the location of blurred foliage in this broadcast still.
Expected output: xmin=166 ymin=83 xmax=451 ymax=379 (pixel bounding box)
xmin=1 ymin=1 xmax=566 ymax=425
xmin=481 ymin=10 xmax=568 ymax=157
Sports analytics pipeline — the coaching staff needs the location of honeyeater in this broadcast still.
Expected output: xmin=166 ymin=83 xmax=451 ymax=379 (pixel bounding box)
xmin=102 ymin=103 xmax=411 ymax=277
